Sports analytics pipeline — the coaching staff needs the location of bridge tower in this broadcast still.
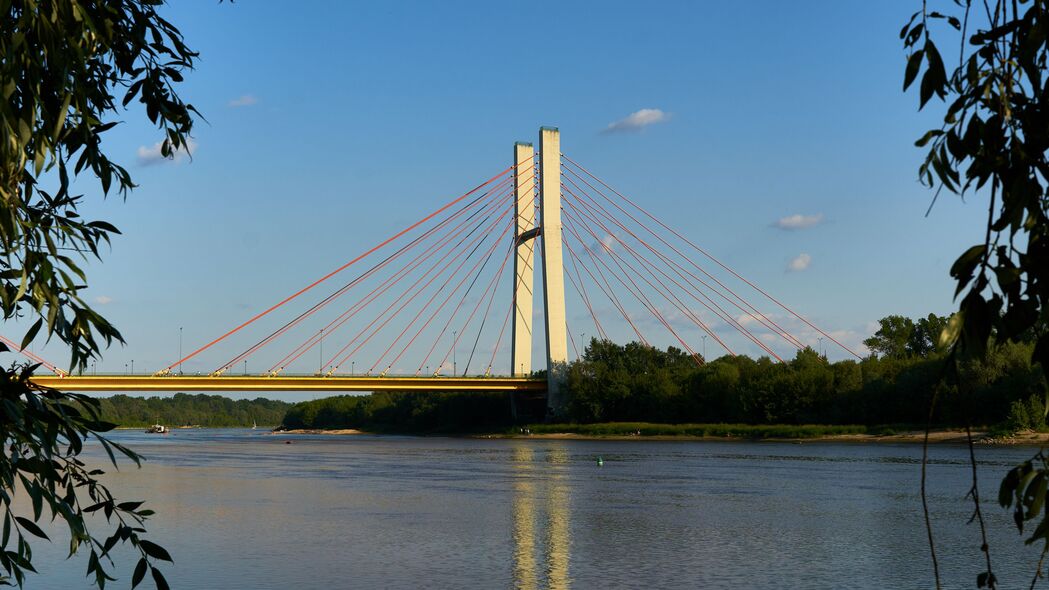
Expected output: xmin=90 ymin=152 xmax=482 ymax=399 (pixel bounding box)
xmin=511 ymin=127 xmax=568 ymax=416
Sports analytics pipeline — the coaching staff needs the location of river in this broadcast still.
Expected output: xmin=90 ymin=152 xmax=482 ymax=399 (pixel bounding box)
xmin=17 ymin=430 xmax=1049 ymax=589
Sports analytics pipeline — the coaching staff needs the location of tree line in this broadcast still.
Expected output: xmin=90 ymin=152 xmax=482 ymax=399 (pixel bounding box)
xmin=98 ymin=393 xmax=291 ymax=428
xmin=281 ymin=313 xmax=1047 ymax=432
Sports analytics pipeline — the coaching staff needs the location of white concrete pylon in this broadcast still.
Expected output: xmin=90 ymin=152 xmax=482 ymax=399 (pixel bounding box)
xmin=511 ymin=142 xmax=536 ymax=377
xmin=539 ymin=127 xmax=568 ymax=415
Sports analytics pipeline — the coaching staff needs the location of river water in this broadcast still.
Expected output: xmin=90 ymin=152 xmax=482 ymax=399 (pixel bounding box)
xmin=17 ymin=430 xmax=1049 ymax=589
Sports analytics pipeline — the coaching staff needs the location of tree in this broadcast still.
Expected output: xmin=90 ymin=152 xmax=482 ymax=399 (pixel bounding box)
xmin=864 ymin=315 xmax=916 ymax=358
xmin=902 ymin=2 xmax=1049 ymax=588
xmin=910 ymin=314 xmax=950 ymax=358
xmin=1 ymin=1 xmax=205 ymax=586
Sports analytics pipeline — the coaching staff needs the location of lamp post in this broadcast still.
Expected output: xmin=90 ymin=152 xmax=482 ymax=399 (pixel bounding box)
xmin=452 ymin=330 xmax=457 ymax=377
xmin=702 ymin=334 xmax=707 ymax=359
xmin=178 ymin=326 xmax=183 ymax=375
xmin=319 ymin=328 xmax=324 ymax=373
xmin=581 ymin=333 xmax=586 ymax=360
xmin=351 ymin=361 xmax=355 ymax=376
xmin=244 ymin=360 xmax=247 ymax=376
xmin=131 ymin=359 xmax=134 ymax=375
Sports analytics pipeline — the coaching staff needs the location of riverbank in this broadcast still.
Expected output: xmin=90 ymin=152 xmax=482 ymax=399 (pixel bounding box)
xmin=270 ymin=422 xmax=1049 ymax=445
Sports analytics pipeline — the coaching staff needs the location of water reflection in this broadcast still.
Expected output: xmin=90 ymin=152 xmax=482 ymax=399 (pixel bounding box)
xmin=512 ymin=446 xmax=538 ymax=590
xmin=512 ymin=444 xmax=572 ymax=589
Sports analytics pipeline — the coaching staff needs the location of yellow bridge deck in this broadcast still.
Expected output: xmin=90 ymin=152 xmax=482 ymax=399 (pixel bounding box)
xmin=29 ymin=375 xmax=547 ymax=393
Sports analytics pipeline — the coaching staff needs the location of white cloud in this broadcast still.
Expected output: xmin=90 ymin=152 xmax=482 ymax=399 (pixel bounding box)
xmin=773 ymin=213 xmax=824 ymax=230
xmin=136 ymin=138 xmax=197 ymax=166
xmin=94 ymin=296 xmax=113 ymax=305
xmin=603 ymin=108 xmax=670 ymax=133
xmin=787 ymin=253 xmax=812 ymax=272
xmin=229 ymin=94 xmax=258 ymax=108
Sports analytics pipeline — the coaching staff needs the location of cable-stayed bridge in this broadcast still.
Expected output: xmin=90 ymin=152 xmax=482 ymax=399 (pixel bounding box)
xmin=16 ymin=127 xmax=859 ymax=414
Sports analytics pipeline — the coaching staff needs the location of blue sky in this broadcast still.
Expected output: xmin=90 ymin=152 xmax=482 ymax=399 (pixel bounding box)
xmin=13 ymin=1 xmax=987 ymax=393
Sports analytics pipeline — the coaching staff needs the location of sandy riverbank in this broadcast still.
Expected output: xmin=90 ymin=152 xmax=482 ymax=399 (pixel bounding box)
xmin=271 ymin=429 xmax=366 ymax=435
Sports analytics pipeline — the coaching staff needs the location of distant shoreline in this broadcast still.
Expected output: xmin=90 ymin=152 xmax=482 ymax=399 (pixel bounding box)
xmin=265 ymin=427 xmax=1049 ymax=445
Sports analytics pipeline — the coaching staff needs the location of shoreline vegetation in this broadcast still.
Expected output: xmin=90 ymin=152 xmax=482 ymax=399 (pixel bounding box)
xmin=277 ymin=320 xmax=1046 ymax=440
xmin=95 ymin=314 xmax=1046 ymax=443
xmin=98 ymin=393 xmax=290 ymax=428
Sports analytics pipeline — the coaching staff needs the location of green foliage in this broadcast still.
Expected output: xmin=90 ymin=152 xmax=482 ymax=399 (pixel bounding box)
xmin=96 ymin=394 xmax=290 ymax=428
xmin=280 ymin=316 xmax=1046 ymax=435
xmin=0 ymin=1 xmax=210 ymax=586
xmin=561 ymin=330 xmax=1044 ymax=428
xmin=282 ymin=391 xmax=516 ymax=433
xmin=864 ymin=315 xmax=917 ymax=358
xmin=902 ymin=4 xmax=1049 ymax=586
xmin=863 ymin=314 xmax=951 ymax=359
xmin=1000 ymin=451 xmax=1049 ymax=551
xmin=0 ymin=363 xmax=169 ymax=588
xmin=1005 ymin=395 xmax=1047 ymax=432
xmin=901 ymin=3 xmax=1049 ymax=369
xmin=1 ymin=1 xmax=202 ymax=371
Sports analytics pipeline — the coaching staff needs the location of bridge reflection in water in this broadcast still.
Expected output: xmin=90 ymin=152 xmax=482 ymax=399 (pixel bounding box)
xmin=512 ymin=444 xmax=571 ymax=589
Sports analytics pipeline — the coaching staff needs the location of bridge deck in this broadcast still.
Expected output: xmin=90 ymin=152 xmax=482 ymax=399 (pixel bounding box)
xmin=29 ymin=375 xmax=547 ymax=393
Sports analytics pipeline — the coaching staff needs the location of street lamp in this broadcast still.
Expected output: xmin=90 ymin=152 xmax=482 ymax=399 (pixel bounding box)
xmin=244 ymin=360 xmax=247 ymax=376
xmin=351 ymin=361 xmax=355 ymax=376
xmin=702 ymin=334 xmax=707 ymax=359
xmin=319 ymin=328 xmax=324 ymax=373
xmin=131 ymin=359 xmax=134 ymax=374
xmin=178 ymin=326 xmax=183 ymax=375
xmin=124 ymin=363 xmax=128 ymax=375
xmin=581 ymin=333 xmax=586 ymax=359
xmin=452 ymin=330 xmax=457 ymax=376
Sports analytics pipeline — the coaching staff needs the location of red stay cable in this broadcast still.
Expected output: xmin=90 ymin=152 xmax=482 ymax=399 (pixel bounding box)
xmin=562 ymin=188 xmax=769 ymax=359
xmin=562 ymin=214 xmax=703 ymax=364
xmin=563 ymin=250 xmax=607 ymax=341
xmin=371 ymin=211 xmax=516 ymax=375
xmin=318 ymin=197 xmax=516 ymax=371
xmin=269 ymin=184 xmax=517 ymax=374
xmin=164 ymin=165 xmax=515 ymax=373
xmin=332 ymin=207 xmax=515 ymax=374
xmin=562 ymin=165 xmax=807 ymax=352
xmin=562 ymin=155 xmax=860 ymax=359
xmin=486 ymin=287 xmax=515 ymax=374
xmin=0 ymin=334 xmax=67 ymax=377
xmin=400 ymin=222 xmax=511 ymax=373
xmin=561 ymin=231 xmax=649 ymax=346
xmin=563 ymin=200 xmax=758 ymax=361
xmin=563 ymin=193 xmax=759 ymax=358
xmin=224 ymin=172 xmax=520 ymax=371
xmin=306 ymin=194 xmax=515 ymax=374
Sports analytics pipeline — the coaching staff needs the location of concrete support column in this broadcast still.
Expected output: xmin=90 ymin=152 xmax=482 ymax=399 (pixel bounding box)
xmin=511 ymin=142 xmax=536 ymax=378
xmin=539 ymin=127 xmax=568 ymax=416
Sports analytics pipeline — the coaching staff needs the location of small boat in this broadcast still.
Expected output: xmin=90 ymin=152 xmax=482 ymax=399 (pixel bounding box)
xmin=145 ymin=424 xmax=168 ymax=434
xmin=252 ymin=419 xmax=257 ymax=430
